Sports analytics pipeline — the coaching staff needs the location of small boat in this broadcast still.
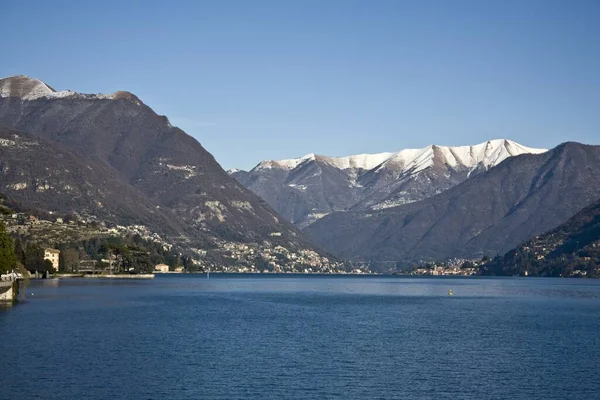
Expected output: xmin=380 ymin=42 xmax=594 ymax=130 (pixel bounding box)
xmin=448 ymin=289 xmax=453 ymax=296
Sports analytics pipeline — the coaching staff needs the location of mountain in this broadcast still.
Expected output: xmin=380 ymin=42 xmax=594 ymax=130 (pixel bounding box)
xmin=231 ymin=140 xmax=546 ymax=227
xmin=481 ymin=198 xmax=600 ymax=277
xmin=303 ymin=142 xmax=600 ymax=267
xmin=0 ymin=125 xmax=179 ymax=232
xmin=0 ymin=75 xmax=337 ymax=270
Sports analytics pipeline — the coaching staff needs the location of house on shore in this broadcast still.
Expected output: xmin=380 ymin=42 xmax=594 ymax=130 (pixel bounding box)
xmin=44 ymin=248 xmax=61 ymax=271
xmin=154 ymin=264 xmax=169 ymax=273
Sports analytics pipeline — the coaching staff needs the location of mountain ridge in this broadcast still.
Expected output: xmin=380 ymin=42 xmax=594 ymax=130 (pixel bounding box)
xmin=231 ymin=139 xmax=547 ymax=227
xmin=303 ymin=141 xmax=600 ymax=267
xmin=481 ymin=196 xmax=600 ymax=277
xmin=249 ymin=139 xmax=545 ymax=173
xmin=0 ymin=75 xmax=340 ymax=271
xmin=0 ymin=75 xmax=142 ymax=104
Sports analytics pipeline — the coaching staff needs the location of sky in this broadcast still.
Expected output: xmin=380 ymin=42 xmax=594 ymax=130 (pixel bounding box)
xmin=1 ymin=0 xmax=599 ymax=170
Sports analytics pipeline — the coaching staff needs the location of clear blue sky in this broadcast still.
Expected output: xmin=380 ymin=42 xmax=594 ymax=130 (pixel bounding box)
xmin=1 ymin=0 xmax=599 ymax=170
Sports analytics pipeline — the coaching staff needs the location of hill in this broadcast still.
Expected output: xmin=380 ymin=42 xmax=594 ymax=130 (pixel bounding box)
xmin=481 ymin=199 xmax=600 ymax=277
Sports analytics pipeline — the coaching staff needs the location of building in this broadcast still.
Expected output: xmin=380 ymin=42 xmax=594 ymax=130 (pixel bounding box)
xmin=154 ymin=264 xmax=169 ymax=273
xmin=79 ymin=259 xmax=98 ymax=274
xmin=44 ymin=248 xmax=60 ymax=272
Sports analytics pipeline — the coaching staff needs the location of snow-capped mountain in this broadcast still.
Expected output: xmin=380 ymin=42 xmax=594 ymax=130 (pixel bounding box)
xmin=230 ymin=140 xmax=547 ymax=227
xmin=0 ymin=75 xmax=143 ymax=104
xmin=305 ymin=142 xmax=600 ymax=266
xmin=254 ymin=139 xmax=544 ymax=174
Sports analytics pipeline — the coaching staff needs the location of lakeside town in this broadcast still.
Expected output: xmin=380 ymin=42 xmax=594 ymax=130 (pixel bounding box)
xmin=0 ymin=210 xmax=352 ymax=279
xmin=2 ymin=209 xmax=596 ymax=287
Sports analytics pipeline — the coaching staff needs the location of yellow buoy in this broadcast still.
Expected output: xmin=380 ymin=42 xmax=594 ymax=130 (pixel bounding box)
xmin=448 ymin=289 xmax=453 ymax=296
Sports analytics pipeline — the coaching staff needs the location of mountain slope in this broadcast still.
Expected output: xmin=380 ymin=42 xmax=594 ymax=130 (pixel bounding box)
xmin=481 ymin=198 xmax=600 ymax=277
xmin=0 ymin=125 xmax=182 ymax=232
xmin=0 ymin=75 xmax=335 ymax=267
xmin=304 ymin=142 xmax=600 ymax=266
xmin=231 ymin=140 xmax=546 ymax=227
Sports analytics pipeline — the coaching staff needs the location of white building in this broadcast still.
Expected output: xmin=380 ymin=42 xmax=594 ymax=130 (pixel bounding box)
xmin=44 ymin=248 xmax=60 ymax=271
xmin=154 ymin=264 xmax=169 ymax=273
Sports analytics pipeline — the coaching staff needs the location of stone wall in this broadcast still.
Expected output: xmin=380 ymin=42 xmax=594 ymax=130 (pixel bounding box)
xmin=0 ymin=281 xmax=18 ymax=303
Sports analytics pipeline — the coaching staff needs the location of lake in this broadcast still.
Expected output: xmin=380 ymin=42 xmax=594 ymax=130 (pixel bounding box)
xmin=1 ymin=275 xmax=599 ymax=399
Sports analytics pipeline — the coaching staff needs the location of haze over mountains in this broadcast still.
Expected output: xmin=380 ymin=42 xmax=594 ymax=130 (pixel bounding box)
xmin=0 ymin=75 xmax=335 ymax=268
xmin=231 ymin=139 xmax=546 ymax=227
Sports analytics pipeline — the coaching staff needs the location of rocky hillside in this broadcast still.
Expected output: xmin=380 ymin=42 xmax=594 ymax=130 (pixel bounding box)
xmin=0 ymin=125 xmax=180 ymax=232
xmin=304 ymin=142 xmax=600 ymax=267
xmin=231 ymin=140 xmax=545 ymax=227
xmin=0 ymin=75 xmax=338 ymax=269
xmin=481 ymin=198 xmax=600 ymax=277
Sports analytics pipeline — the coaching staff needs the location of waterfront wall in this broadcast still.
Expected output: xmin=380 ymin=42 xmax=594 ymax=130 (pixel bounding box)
xmin=0 ymin=281 xmax=18 ymax=303
xmin=83 ymin=274 xmax=155 ymax=279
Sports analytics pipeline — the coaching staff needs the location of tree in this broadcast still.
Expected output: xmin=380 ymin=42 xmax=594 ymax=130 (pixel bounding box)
xmin=0 ymin=221 xmax=16 ymax=274
xmin=59 ymin=248 xmax=80 ymax=273
xmin=24 ymin=243 xmax=45 ymax=272
xmin=44 ymin=259 xmax=56 ymax=274
xmin=13 ymin=238 xmax=25 ymax=265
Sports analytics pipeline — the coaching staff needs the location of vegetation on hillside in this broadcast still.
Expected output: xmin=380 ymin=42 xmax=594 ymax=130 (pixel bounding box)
xmin=481 ymin=199 xmax=600 ymax=277
xmin=0 ymin=222 xmax=16 ymax=274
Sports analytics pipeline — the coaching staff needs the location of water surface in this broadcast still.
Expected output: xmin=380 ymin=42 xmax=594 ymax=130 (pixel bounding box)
xmin=1 ymin=275 xmax=599 ymax=399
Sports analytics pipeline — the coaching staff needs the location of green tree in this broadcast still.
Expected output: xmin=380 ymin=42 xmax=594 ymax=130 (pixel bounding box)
xmin=24 ymin=243 xmax=45 ymax=272
xmin=44 ymin=259 xmax=56 ymax=274
xmin=0 ymin=222 xmax=16 ymax=274
xmin=14 ymin=238 xmax=25 ymax=265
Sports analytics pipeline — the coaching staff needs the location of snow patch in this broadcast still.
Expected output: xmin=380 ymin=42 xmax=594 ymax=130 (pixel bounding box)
xmin=7 ymin=182 xmax=27 ymax=190
xmin=165 ymin=164 xmax=197 ymax=179
xmin=204 ymin=201 xmax=226 ymax=222
xmin=288 ymin=183 xmax=307 ymax=191
xmin=254 ymin=153 xmax=316 ymax=171
xmin=0 ymin=75 xmax=143 ymax=105
xmin=231 ymin=200 xmax=253 ymax=211
xmin=0 ymin=138 xmax=17 ymax=147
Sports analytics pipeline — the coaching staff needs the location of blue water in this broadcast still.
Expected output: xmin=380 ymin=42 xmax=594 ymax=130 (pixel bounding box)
xmin=1 ymin=275 xmax=599 ymax=399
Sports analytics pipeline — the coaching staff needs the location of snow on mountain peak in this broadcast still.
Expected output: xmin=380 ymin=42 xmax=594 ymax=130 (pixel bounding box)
xmin=254 ymin=152 xmax=395 ymax=171
xmin=254 ymin=153 xmax=317 ymax=171
xmin=0 ymin=75 xmax=58 ymax=100
xmin=251 ymin=139 xmax=546 ymax=174
xmin=0 ymin=75 xmax=143 ymax=105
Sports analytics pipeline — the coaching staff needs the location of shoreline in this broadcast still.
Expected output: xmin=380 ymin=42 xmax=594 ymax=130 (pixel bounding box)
xmin=53 ymin=274 xmax=155 ymax=279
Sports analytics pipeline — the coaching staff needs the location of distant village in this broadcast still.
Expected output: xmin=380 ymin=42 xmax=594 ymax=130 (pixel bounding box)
xmin=408 ymin=258 xmax=483 ymax=276
xmin=0 ymin=211 xmax=351 ymax=276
